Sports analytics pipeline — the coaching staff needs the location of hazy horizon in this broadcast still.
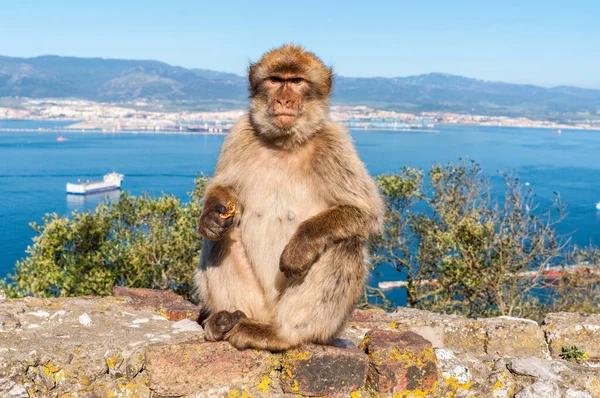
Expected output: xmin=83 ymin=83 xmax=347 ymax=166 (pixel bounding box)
xmin=1 ymin=1 xmax=599 ymax=89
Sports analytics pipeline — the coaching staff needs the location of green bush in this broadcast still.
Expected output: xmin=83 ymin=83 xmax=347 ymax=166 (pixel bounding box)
xmin=0 ymin=176 xmax=208 ymax=300
xmin=371 ymin=159 xmax=600 ymax=320
xmin=2 ymin=163 xmax=599 ymax=321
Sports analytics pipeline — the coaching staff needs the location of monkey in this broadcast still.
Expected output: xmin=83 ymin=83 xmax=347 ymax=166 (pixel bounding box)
xmin=194 ymin=44 xmax=384 ymax=351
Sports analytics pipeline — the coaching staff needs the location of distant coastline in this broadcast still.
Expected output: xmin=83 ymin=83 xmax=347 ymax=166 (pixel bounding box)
xmin=2 ymin=122 xmax=600 ymax=135
xmin=1 ymin=119 xmax=599 ymax=135
xmin=2 ymin=54 xmax=600 ymax=122
xmin=1 ymin=98 xmax=599 ymax=133
xmin=0 ymin=126 xmax=230 ymax=135
xmin=3 ymin=125 xmax=600 ymax=135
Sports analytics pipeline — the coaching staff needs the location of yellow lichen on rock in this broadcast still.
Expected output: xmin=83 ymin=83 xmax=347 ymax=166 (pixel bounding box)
xmin=54 ymin=369 xmax=66 ymax=385
xmin=156 ymin=308 xmax=169 ymax=319
xmin=491 ymin=371 xmax=514 ymax=398
xmin=43 ymin=362 xmax=61 ymax=375
xmin=228 ymin=388 xmax=255 ymax=398
xmin=291 ymin=379 xmax=300 ymax=393
xmin=587 ymin=378 xmax=600 ymax=396
xmin=390 ymin=381 xmax=439 ymax=398
xmin=257 ymin=375 xmax=271 ymax=393
xmin=389 ymin=346 xmax=436 ymax=368
xmin=443 ymin=375 xmax=472 ymax=391
xmin=287 ymin=350 xmax=312 ymax=361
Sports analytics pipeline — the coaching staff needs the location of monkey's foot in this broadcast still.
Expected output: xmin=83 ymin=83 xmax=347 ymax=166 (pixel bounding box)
xmin=225 ymin=319 xmax=297 ymax=352
xmin=203 ymin=310 xmax=247 ymax=342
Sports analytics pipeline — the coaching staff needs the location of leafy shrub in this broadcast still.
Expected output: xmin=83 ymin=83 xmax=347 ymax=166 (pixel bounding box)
xmin=1 ymin=176 xmax=208 ymax=300
xmin=2 ymin=163 xmax=599 ymax=321
xmin=371 ymin=159 xmax=600 ymax=320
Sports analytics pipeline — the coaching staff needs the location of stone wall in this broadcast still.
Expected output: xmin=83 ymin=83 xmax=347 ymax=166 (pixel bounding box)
xmin=1 ymin=288 xmax=599 ymax=397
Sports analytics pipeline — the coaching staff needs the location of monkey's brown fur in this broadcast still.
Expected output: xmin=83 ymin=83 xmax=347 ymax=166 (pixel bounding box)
xmin=194 ymin=44 xmax=384 ymax=351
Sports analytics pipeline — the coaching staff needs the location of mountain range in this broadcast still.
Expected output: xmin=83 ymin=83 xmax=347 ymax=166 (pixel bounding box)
xmin=2 ymin=55 xmax=600 ymax=118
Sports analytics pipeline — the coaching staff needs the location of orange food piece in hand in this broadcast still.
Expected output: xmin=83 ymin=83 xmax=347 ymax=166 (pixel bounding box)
xmin=219 ymin=201 xmax=236 ymax=219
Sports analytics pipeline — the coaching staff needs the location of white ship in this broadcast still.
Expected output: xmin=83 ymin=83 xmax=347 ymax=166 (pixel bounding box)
xmin=66 ymin=172 xmax=124 ymax=195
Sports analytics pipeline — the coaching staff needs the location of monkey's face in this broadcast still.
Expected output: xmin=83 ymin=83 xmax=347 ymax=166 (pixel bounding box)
xmin=263 ymin=75 xmax=310 ymax=129
xmin=248 ymin=45 xmax=333 ymax=146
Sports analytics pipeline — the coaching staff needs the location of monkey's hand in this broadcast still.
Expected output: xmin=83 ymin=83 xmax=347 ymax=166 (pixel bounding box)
xmin=197 ymin=200 xmax=237 ymax=241
xmin=279 ymin=228 xmax=324 ymax=279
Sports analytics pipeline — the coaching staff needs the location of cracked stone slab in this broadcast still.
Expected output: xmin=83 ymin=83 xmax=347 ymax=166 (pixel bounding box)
xmin=435 ymin=348 xmax=473 ymax=389
xmin=0 ymin=296 xmax=203 ymax=396
xmin=480 ymin=317 xmax=549 ymax=358
xmin=544 ymin=312 xmax=600 ymax=360
xmin=281 ymin=344 xmax=367 ymax=396
xmin=565 ymin=389 xmax=593 ymax=398
xmin=508 ymin=357 xmax=569 ymax=381
xmin=112 ymin=286 xmax=201 ymax=321
xmin=346 ymin=307 xmax=488 ymax=355
xmin=145 ymin=340 xmax=273 ymax=397
xmin=515 ymin=380 xmax=560 ymax=398
xmin=361 ymin=329 xmax=438 ymax=395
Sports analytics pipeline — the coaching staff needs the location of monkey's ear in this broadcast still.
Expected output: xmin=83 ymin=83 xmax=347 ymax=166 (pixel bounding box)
xmin=248 ymin=63 xmax=267 ymax=95
xmin=248 ymin=63 xmax=258 ymax=94
xmin=325 ymin=66 xmax=334 ymax=94
xmin=313 ymin=65 xmax=334 ymax=98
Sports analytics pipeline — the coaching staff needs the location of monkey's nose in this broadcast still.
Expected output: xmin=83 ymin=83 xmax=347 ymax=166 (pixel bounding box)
xmin=276 ymin=99 xmax=292 ymax=107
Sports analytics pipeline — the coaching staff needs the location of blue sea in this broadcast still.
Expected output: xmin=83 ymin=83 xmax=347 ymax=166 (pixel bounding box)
xmin=1 ymin=120 xmax=600 ymax=304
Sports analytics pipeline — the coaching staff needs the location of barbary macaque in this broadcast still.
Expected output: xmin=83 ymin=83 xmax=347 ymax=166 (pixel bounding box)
xmin=195 ymin=44 xmax=384 ymax=350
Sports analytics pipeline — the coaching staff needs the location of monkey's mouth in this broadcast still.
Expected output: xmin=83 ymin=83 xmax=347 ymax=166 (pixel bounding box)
xmin=272 ymin=113 xmax=299 ymax=126
xmin=271 ymin=111 xmax=299 ymax=117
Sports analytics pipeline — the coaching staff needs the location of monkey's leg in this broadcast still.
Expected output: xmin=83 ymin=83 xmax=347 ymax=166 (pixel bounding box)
xmin=195 ymin=230 xmax=271 ymax=341
xmin=225 ymin=237 xmax=366 ymax=351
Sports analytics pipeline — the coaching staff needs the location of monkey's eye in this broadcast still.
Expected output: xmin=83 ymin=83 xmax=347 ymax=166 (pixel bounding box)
xmin=267 ymin=76 xmax=284 ymax=84
xmin=290 ymin=78 xmax=304 ymax=85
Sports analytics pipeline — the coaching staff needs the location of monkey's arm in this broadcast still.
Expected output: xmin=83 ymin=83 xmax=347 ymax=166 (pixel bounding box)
xmin=197 ymin=184 xmax=242 ymax=241
xmin=197 ymin=122 xmax=251 ymax=241
xmin=280 ymin=126 xmax=384 ymax=278
xmin=279 ymin=204 xmax=378 ymax=278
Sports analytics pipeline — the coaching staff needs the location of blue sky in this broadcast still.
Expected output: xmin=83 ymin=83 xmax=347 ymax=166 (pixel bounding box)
xmin=1 ymin=1 xmax=599 ymax=88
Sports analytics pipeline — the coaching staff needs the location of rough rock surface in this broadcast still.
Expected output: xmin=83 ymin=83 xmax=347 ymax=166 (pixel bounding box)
xmin=1 ymin=290 xmax=600 ymax=397
xmin=0 ymin=294 xmax=202 ymax=397
xmin=146 ymin=340 xmax=273 ymax=397
xmin=544 ymin=312 xmax=600 ymax=360
xmin=281 ymin=344 xmax=367 ymax=396
xmin=112 ymin=286 xmax=201 ymax=321
xmin=361 ymin=330 xmax=438 ymax=395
